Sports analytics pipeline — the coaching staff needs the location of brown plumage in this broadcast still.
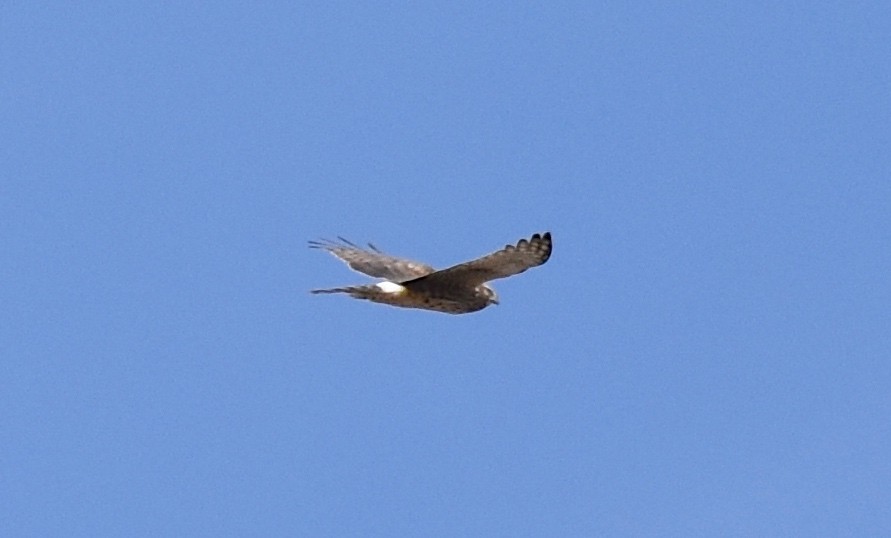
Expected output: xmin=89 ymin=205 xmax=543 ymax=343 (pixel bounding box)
xmin=310 ymin=232 xmax=552 ymax=314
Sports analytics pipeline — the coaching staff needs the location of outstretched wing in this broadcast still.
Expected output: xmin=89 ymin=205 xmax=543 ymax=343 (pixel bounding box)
xmin=309 ymin=237 xmax=435 ymax=281
xmin=403 ymin=232 xmax=552 ymax=289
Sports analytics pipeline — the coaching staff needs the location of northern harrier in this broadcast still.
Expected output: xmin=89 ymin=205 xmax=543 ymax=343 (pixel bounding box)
xmin=309 ymin=232 xmax=552 ymax=314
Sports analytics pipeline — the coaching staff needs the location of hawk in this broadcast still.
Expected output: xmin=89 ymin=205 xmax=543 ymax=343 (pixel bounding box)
xmin=309 ymin=232 xmax=552 ymax=314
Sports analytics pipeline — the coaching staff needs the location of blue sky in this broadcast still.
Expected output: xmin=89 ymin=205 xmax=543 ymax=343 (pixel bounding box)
xmin=3 ymin=2 xmax=889 ymax=536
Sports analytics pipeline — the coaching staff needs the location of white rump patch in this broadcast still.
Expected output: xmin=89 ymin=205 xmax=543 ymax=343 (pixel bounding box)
xmin=375 ymin=281 xmax=405 ymax=294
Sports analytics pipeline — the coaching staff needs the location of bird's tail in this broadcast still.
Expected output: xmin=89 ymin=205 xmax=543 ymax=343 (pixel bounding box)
xmin=310 ymin=285 xmax=393 ymax=304
xmin=310 ymin=287 xmax=355 ymax=295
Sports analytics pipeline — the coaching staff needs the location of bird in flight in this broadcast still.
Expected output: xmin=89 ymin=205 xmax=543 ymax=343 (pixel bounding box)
xmin=309 ymin=232 xmax=552 ymax=314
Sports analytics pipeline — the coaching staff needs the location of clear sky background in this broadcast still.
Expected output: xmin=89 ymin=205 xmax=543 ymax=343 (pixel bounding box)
xmin=3 ymin=3 xmax=889 ymax=536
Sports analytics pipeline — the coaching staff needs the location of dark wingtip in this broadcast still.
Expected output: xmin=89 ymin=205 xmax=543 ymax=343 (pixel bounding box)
xmin=533 ymin=232 xmax=552 ymax=264
xmin=309 ymin=237 xmax=367 ymax=251
xmin=308 ymin=238 xmax=341 ymax=249
xmin=336 ymin=236 xmax=361 ymax=248
xmin=310 ymin=236 xmax=385 ymax=254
